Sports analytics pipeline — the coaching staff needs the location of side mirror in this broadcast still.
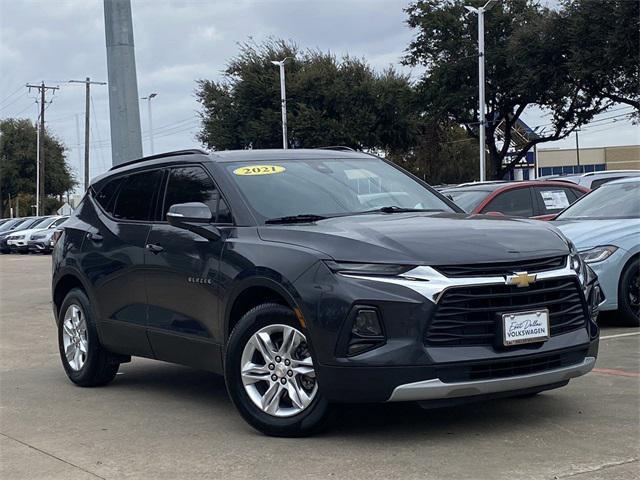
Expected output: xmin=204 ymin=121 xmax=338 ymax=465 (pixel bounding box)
xmin=166 ymin=202 xmax=220 ymax=240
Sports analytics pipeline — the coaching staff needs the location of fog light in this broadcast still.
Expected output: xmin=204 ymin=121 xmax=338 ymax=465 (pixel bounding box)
xmin=352 ymin=309 xmax=383 ymax=337
xmin=345 ymin=307 xmax=386 ymax=356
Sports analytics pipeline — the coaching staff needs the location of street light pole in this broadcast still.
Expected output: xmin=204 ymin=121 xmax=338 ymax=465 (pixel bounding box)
xmin=141 ymin=93 xmax=158 ymax=154
xmin=465 ymin=0 xmax=497 ymax=181
xmin=271 ymin=58 xmax=290 ymax=149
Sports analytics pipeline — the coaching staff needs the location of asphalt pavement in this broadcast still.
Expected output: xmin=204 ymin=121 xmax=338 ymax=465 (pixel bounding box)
xmin=1 ymin=255 xmax=638 ymax=479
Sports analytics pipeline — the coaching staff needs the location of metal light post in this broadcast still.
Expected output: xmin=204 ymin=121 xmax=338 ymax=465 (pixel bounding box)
xmin=271 ymin=58 xmax=290 ymax=149
xmin=141 ymin=93 xmax=158 ymax=154
xmin=465 ymin=0 xmax=498 ymax=181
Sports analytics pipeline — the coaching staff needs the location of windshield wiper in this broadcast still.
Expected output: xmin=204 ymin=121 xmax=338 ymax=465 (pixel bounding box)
xmin=355 ymin=206 xmax=445 ymax=215
xmin=265 ymin=214 xmax=329 ymax=224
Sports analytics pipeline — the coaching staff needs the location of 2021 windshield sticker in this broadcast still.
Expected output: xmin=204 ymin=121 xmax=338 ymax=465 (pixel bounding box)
xmin=233 ymin=165 xmax=286 ymax=176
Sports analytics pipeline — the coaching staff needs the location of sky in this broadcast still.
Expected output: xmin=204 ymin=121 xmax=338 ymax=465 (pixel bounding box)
xmin=1 ymin=0 xmax=638 ymax=190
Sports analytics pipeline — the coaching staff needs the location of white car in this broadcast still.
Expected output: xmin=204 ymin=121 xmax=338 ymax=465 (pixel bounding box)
xmin=7 ymin=216 xmax=68 ymax=253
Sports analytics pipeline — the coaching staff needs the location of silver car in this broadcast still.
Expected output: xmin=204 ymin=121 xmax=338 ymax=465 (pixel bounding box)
xmin=553 ymin=177 xmax=639 ymax=326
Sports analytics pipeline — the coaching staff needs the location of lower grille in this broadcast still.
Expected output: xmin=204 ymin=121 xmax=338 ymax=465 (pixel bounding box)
xmin=437 ymin=349 xmax=588 ymax=383
xmin=425 ymin=277 xmax=587 ymax=347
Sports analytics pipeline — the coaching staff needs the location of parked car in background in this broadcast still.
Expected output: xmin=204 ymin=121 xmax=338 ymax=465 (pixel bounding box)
xmin=441 ymin=181 xmax=589 ymax=218
xmin=553 ymin=177 xmax=640 ymax=326
xmin=550 ymin=170 xmax=640 ymax=190
xmin=0 ymin=217 xmax=50 ymax=253
xmin=28 ymin=226 xmax=66 ymax=254
xmin=7 ymin=216 xmax=68 ymax=253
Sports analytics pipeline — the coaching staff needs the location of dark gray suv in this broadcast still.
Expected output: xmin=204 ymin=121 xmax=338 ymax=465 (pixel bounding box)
xmin=52 ymin=149 xmax=601 ymax=436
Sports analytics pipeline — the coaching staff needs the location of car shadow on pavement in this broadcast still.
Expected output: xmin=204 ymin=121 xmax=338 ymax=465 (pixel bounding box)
xmin=105 ymin=359 xmax=586 ymax=439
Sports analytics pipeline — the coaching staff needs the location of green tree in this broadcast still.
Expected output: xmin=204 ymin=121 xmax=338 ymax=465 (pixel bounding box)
xmin=0 ymin=118 xmax=75 ymax=216
xmin=197 ymin=39 xmax=420 ymax=153
xmin=404 ymin=0 xmax=637 ymax=179
xmin=394 ymin=123 xmax=480 ymax=185
xmin=560 ymin=0 xmax=639 ymax=112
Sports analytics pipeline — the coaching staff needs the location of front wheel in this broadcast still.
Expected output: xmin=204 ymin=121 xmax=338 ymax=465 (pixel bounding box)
xmin=619 ymin=258 xmax=640 ymax=327
xmin=224 ymin=303 xmax=331 ymax=437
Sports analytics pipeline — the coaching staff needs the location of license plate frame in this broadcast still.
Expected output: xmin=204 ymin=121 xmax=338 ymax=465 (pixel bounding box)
xmin=502 ymin=309 xmax=550 ymax=346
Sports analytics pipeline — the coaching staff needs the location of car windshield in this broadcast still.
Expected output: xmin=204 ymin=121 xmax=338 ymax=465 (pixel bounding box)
xmin=442 ymin=189 xmax=492 ymax=212
xmin=556 ymin=181 xmax=640 ymax=220
xmin=0 ymin=218 xmax=26 ymax=232
xmin=22 ymin=217 xmax=48 ymax=229
xmin=225 ymin=157 xmax=455 ymax=221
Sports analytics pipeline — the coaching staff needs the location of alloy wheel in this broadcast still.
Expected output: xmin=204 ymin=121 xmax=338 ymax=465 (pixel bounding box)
xmin=240 ymin=324 xmax=318 ymax=417
xmin=62 ymin=304 xmax=88 ymax=371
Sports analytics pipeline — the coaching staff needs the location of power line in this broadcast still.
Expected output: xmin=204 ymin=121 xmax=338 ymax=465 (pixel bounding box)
xmin=0 ymin=85 xmax=25 ymax=107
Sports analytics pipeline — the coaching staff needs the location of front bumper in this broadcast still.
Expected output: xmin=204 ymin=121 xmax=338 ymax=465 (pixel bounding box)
xmin=298 ymin=257 xmax=600 ymax=403
xmin=28 ymin=240 xmax=53 ymax=252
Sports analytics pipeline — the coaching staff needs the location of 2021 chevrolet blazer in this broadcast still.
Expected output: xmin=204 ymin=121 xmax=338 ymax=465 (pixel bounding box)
xmin=52 ymin=148 xmax=601 ymax=436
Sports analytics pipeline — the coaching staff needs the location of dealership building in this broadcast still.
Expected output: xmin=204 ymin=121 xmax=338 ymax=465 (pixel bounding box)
xmin=508 ymin=144 xmax=640 ymax=179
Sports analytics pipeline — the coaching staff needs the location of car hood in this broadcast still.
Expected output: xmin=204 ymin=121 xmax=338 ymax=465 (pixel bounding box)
xmin=554 ymin=218 xmax=640 ymax=250
xmin=258 ymin=212 xmax=570 ymax=265
xmin=6 ymin=227 xmax=48 ymax=239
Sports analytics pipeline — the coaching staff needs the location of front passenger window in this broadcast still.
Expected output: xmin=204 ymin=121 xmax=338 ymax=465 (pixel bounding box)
xmin=163 ymin=166 xmax=233 ymax=224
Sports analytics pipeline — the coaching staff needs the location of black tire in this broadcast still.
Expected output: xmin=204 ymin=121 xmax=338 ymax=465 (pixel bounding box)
xmin=58 ymin=288 xmax=119 ymax=386
xmin=224 ymin=303 xmax=332 ymax=437
xmin=618 ymin=258 xmax=640 ymax=327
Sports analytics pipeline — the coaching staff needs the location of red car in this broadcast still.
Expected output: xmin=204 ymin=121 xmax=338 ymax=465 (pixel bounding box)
xmin=441 ymin=181 xmax=590 ymax=219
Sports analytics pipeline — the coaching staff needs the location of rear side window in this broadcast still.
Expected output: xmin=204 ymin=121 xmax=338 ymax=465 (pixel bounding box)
xmin=533 ymin=187 xmax=578 ymax=215
xmin=94 ymin=177 xmax=124 ymax=214
xmin=163 ymin=166 xmax=233 ymax=224
xmin=482 ymin=188 xmax=533 ymax=217
xmin=113 ymin=170 xmax=163 ymax=221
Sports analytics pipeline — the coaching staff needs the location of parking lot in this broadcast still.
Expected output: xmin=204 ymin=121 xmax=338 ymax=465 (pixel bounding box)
xmin=0 ymin=254 xmax=638 ymax=480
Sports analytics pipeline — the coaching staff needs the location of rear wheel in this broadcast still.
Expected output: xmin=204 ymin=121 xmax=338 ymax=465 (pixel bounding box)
xmin=225 ymin=303 xmax=331 ymax=437
xmin=58 ymin=288 xmax=119 ymax=386
xmin=618 ymin=258 xmax=640 ymax=327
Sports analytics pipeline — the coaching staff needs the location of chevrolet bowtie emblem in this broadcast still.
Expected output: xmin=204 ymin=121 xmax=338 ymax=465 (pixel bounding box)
xmin=505 ymin=271 xmax=537 ymax=288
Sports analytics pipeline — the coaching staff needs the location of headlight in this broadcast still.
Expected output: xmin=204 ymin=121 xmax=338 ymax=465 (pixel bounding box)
xmin=579 ymin=246 xmax=618 ymax=264
xmin=325 ymin=261 xmax=414 ymax=276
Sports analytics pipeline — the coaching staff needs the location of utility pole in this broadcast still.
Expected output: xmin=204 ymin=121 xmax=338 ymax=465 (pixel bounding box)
xmin=26 ymin=82 xmax=59 ymax=215
xmin=69 ymin=78 xmax=106 ymax=190
xmin=465 ymin=0 xmax=498 ymax=181
xmin=104 ymin=0 xmax=143 ymax=165
xmin=271 ymin=58 xmax=290 ymax=149
xmin=141 ymin=93 xmax=158 ymax=154
xmin=575 ymin=130 xmax=581 ymax=171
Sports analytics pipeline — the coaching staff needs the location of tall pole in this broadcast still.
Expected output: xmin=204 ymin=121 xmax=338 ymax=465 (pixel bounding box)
xmin=148 ymin=97 xmax=154 ymax=154
xmin=69 ymin=78 xmax=106 ymax=191
xmin=477 ymin=8 xmax=486 ymax=181
xmin=575 ymin=130 xmax=581 ymax=171
xmin=466 ymin=1 xmax=497 ymax=181
xmin=75 ymin=113 xmax=82 ymax=175
xmin=84 ymin=78 xmax=91 ymax=190
xmin=141 ymin=93 xmax=157 ymax=154
xmin=27 ymin=82 xmax=58 ymax=215
xmin=271 ymin=59 xmax=289 ymax=149
xmin=104 ymin=0 xmax=143 ymax=165
xmin=36 ymin=117 xmax=40 ymax=216
xmin=39 ymin=84 xmax=45 ymax=214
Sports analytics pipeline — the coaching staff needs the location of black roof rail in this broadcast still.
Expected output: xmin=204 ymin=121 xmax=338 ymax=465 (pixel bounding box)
xmin=109 ymin=149 xmax=209 ymax=171
xmin=315 ymin=146 xmax=356 ymax=152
